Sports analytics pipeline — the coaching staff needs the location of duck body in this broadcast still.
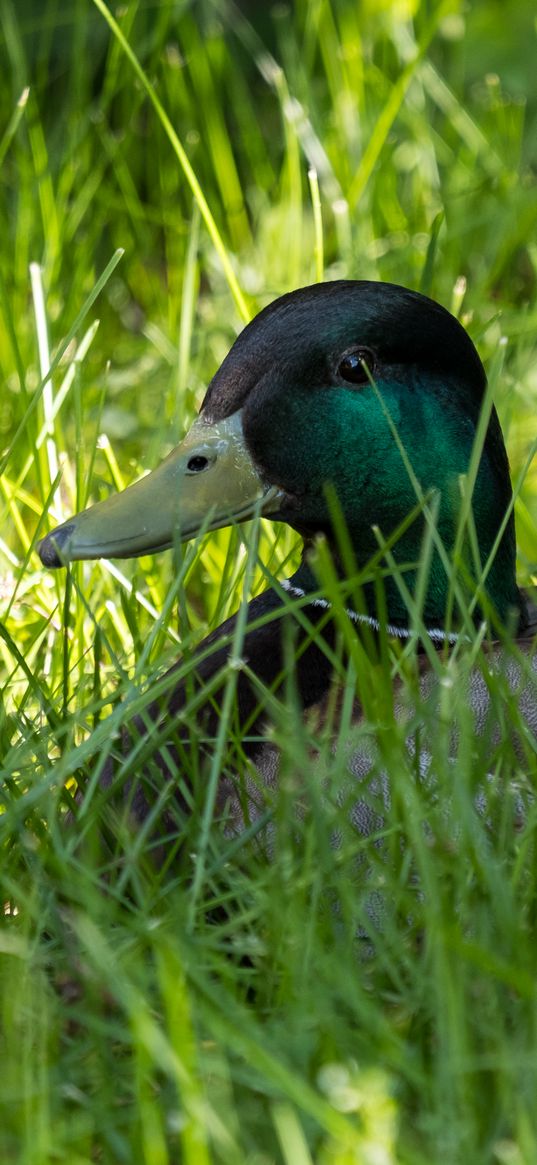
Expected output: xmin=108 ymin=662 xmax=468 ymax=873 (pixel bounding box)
xmin=38 ymin=281 xmax=536 ymax=846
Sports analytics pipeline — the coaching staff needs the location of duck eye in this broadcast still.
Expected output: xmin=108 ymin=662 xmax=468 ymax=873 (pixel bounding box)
xmin=338 ymin=349 xmax=375 ymax=385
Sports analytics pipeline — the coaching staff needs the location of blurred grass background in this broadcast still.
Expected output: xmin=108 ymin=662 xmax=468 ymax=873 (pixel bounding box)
xmin=1 ymin=1 xmax=537 ymax=1162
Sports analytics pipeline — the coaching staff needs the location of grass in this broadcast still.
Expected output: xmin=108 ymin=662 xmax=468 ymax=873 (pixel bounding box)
xmin=1 ymin=0 xmax=537 ymax=1161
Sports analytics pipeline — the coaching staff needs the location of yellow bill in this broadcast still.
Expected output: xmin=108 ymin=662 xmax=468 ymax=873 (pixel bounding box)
xmin=38 ymin=411 xmax=283 ymax=567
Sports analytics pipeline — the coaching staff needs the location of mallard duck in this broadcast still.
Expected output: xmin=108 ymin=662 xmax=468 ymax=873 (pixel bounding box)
xmin=38 ymin=280 xmax=537 ymax=842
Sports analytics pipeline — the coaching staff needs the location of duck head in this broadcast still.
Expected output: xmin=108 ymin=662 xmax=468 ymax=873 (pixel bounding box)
xmin=38 ymin=280 xmax=519 ymax=628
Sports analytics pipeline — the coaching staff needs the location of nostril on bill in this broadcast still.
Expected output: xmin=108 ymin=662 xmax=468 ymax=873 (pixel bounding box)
xmin=186 ymin=455 xmax=210 ymax=473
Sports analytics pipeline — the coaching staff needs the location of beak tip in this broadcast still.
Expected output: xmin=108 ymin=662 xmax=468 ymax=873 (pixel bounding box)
xmin=38 ymin=524 xmax=75 ymax=568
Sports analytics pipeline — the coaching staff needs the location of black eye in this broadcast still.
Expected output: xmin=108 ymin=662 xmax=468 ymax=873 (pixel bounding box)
xmin=187 ymin=455 xmax=209 ymax=473
xmin=338 ymin=348 xmax=375 ymax=385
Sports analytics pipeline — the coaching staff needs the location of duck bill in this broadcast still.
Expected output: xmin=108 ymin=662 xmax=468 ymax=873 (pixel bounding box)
xmin=38 ymin=411 xmax=282 ymax=568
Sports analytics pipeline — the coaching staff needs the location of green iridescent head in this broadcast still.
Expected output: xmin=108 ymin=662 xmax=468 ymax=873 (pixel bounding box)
xmin=39 ymin=280 xmax=519 ymax=628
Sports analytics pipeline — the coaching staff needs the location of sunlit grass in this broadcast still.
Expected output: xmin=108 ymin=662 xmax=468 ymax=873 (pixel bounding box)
xmin=1 ymin=0 xmax=537 ymax=1162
